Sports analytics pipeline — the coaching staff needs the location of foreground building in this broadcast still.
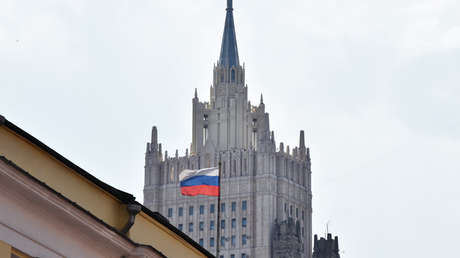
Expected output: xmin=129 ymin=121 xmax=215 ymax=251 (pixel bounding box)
xmin=143 ymin=1 xmax=312 ymax=257
xmin=0 ymin=115 xmax=213 ymax=258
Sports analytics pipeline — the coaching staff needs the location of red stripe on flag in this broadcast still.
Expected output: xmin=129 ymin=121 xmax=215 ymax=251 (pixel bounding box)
xmin=181 ymin=185 xmax=219 ymax=196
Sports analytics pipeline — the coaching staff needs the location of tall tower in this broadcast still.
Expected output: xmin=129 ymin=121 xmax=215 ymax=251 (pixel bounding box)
xmin=192 ymin=0 xmax=250 ymax=154
xmin=144 ymin=1 xmax=312 ymax=257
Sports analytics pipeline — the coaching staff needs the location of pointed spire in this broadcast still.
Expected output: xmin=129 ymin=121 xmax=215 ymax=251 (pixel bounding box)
xmin=194 ymin=88 xmax=198 ymax=99
xmin=260 ymin=94 xmax=264 ymax=104
xmin=219 ymin=0 xmax=240 ymax=67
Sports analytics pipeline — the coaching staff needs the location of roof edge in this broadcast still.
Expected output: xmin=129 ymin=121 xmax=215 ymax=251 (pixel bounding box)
xmin=0 ymin=115 xmax=135 ymax=203
xmin=0 ymin=115 xmax=215 ymax=258
xmin=0 ymin=156 xmax=167 ymax=258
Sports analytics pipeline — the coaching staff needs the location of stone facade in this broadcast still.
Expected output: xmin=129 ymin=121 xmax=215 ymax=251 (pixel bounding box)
xmin=272 ymin=218 xmax=304 ymax=258
xmin=143 ymin=1 xmax=312 ymax=257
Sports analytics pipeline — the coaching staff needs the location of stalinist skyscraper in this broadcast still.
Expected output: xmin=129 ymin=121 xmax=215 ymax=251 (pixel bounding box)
xmin=143 ymin=1 xmax=312 ymax=257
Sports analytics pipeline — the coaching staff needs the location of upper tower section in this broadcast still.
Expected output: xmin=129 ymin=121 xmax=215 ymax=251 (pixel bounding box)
xmin=219 ymin=0 xmax=239 ymax=67
xmin=211 ymin=0 xmax=244 ymax=88
xmin=213 ymin=0 xmax=245 ymax=88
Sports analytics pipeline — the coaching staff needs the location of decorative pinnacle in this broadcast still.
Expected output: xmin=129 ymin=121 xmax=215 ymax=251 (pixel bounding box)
xmin=299 ymin=130 xmax=305 ymax=148
xmin=151 ymin=126 xmax=158 ymax=151
xmin=260 ymin=94 xmax=264 ymax=104
xmin=194 ymin=88 xmax=198 ymax=98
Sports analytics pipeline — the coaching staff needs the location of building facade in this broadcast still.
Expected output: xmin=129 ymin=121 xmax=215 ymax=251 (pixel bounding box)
xmin=143 ymin=1 xmax=312 ymax=257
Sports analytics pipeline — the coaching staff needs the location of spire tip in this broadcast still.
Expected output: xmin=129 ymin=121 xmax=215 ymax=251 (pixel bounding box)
xmin=227 ymin=0 xmax=233 ymax=10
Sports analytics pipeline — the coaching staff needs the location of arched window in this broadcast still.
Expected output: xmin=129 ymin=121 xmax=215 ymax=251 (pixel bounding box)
xmin=231 ymin=69 xmax=235 ymax=82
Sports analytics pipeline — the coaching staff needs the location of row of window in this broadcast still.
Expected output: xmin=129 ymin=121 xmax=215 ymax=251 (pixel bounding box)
xmin=220 ymin=255 xmax=247 ymax=258
xmin=167 ymin=201 xmax=247 ymax=217
xmin=198 ymin=234 xmax=248 ymax=248
xmin=284 ymin=203 xmax=305 ymax=220
xmin=178 ymin=218 xmax=247 ymax=232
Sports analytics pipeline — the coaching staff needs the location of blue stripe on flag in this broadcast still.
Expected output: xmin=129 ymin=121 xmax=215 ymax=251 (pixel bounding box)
xmin=180 ymin=175 xmax=219 ymax=187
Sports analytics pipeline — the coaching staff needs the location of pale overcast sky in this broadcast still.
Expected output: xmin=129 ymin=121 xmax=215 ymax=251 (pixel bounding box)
xmin=1 ymin=0 xmax=459 ymax=257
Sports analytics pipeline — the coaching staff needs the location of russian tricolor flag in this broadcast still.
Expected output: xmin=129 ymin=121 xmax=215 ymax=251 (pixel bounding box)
xmin=179 ymin=167 xmax=219 ymax=196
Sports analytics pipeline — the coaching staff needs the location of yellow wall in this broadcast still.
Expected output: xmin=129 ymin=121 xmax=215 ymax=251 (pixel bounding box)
xmin=131 ymin=213 xmax=205 ymax=258
xmin=0 ymin=125 xmax=208 ymax=258
xmin=0 ymin=240 xmax=11 ymax=258
xmin=0 ymin=126 xmax=129 ymax=230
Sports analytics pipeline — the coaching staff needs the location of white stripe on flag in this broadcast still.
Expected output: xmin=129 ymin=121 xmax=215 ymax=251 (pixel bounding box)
xmin=179 ymin=167 xmax=218 ymax=182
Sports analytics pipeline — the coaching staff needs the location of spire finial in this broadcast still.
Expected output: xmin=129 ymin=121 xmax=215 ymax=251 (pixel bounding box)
xmin=260 ymin=94 xmax=264 ymax=104
xmin=194 ymin=88 xmax=198 ymax=98
xmin=227 ymin=0 xmax=233 ymax=10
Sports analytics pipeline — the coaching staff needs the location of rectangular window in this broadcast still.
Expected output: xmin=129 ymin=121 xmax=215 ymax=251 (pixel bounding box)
xmin=284 ymin=203 xmax=287 ymax=213
xmin=231 ymin=235 xmax=236 ymax=246
xmin=189 ymin=223 xmax=193 ymax=232
xmin=210 ymin=204 xmax=215 ymax=214
xmin=242 ymin=217 xmax=247 ymax=228
xmin=242 ymin=234 xmax=247 ymax=246
xmin=203 ymin=127 xmax=208 ymax=146
xmin=210 ymin=237 xmax=215 ymax=247
xmin=232 ymin=218 xmax=236 ymax=228
xmin=290 ymin=205 xmax=293 ymax=216
xmin=231 ymin=201 xmax=236 ymax=212
xmin=231 ymin=255 xmax=235 ymax=258
xmin=167 ymin=208 xmax=173 ymax=217
xmin=296 ymin=207 xmax=299 ymax=218
xmin=221 ymin=219 xmax=226 ymax=229
xmin=189 ymin=206 xmax=194 ymax=216
xmin=221 ymin=236 xmax=226 ymax=247
xmin=221 ymin=203 xmax=226 ymax=213
xmin=200 ymin=205 xmax=205 ymax=215
xmin=199 ymin=238 xmax=204 ymax=246
xmin=242 ymin=200 xmax=247 ymax=211
xmin=302 ymin=210 xmax=305 ymax=220
xmin=179 ymin=207 xmax=183 ymax=216
xmin=200 ymin=221 xmax=204 ymax=231
xmin=210 ymin=220 xmax=215 ymax=230
xmin=242 ymin=254 xmax=247 ymax=258
xmin=178 ymin=224 xmax=183 ymax=231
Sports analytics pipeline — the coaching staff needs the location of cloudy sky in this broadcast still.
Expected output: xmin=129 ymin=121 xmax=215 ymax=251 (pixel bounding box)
xmin=1 ymin=0 xmax=459 ymax=257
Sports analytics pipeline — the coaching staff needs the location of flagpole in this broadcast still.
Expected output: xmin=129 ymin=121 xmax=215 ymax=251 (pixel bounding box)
xmin=216 ymin=161 xmax=222 ymax=258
